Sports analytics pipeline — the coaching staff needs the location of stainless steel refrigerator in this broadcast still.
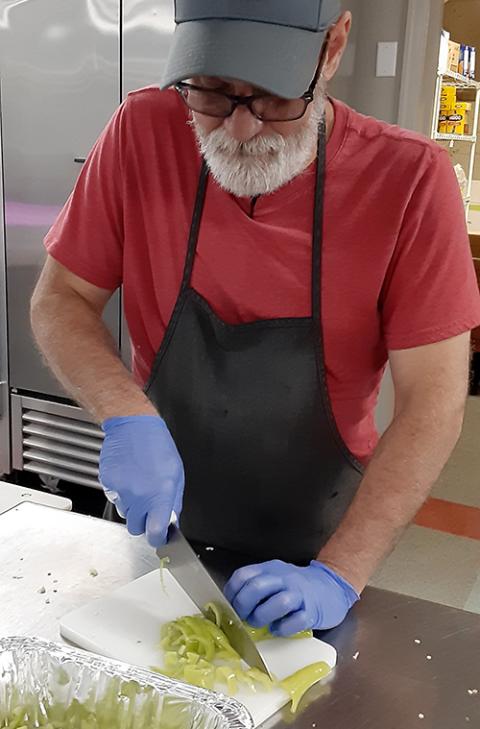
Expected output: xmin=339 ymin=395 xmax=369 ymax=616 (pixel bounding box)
xmin=0 ymin=0 xmax=174 ymax=488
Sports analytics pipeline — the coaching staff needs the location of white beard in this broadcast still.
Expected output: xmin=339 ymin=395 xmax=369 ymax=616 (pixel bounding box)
xmin=191 ymin=87 xmax=326 ymax=198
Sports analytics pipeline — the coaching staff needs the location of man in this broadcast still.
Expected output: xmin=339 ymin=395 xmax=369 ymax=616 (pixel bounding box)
xmin=31 ymin=0 xmax=480 ymax=637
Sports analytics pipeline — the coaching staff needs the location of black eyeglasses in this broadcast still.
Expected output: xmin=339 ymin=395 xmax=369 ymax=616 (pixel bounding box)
xmin=175 ymin=35 xmax=329 ymax=123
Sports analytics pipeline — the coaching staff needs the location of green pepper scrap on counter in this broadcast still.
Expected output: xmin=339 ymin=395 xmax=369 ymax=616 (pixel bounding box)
xmin=151 ymin=613 xmax=331 ymax=714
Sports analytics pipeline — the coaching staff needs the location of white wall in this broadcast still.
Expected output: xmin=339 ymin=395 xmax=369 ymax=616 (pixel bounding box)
xmin=375 ymin=366 xmax=395 ymax=435
xmin=330 ymin=0 xmax=409 ymax=124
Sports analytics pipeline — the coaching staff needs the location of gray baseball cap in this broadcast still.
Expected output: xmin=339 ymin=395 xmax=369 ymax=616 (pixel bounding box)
xmin=162 ymin=0 xmax=341 ymax=99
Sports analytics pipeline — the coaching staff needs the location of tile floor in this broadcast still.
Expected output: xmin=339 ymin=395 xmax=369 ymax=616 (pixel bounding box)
xmin=370 ymin=396 xmax=480 ymax=613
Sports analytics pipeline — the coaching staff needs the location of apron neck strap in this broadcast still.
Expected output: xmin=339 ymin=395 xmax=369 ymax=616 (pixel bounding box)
xmin=181 ymin=121 xmax=327 ymax=326
xmin=312 ymin=119 xmax=327 ymax=326
xmin=180 ymin=159 xmax=209 ymax=291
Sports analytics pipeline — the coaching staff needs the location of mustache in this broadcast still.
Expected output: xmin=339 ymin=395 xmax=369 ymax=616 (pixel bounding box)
xmin=188 ymin=120 xmax=286 ymax=158
xmin=206 ymin=132 xmax=286 ymax=158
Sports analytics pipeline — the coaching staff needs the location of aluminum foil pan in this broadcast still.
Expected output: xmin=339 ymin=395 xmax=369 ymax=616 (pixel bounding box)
xmin=0 ymin=636 xmax=254 ymax=729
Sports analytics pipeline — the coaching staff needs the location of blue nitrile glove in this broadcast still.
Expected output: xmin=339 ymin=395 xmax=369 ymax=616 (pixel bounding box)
xmin=224 ymin=559 xmax=359 ymax=637
xmin=99 ymin=416 xmax=184 ymax=548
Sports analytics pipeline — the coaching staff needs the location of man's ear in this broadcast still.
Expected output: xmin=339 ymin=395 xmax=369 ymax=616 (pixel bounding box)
xmin=321 ymin=12 xmax=352 ymax=83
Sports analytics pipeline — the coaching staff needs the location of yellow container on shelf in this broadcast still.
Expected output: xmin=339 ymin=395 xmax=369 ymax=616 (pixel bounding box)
xmin=447 ymin=110 xmax=465 ymax=135
xmin=438 ymin=112 xmax=449 ymax=134
xmin=455 ymin=102 xmax=472 ymax=135
xmin=438 ymin=107 xmax=464 ymax=135
xmin=440 ymin=85 xmax=457 ymax=110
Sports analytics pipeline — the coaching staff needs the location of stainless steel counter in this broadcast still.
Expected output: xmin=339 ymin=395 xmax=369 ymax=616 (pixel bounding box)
xmin=0 ymin=480 xmax=72 ymax=515
xmin=2 ymin=503 xmax=480 ymax=728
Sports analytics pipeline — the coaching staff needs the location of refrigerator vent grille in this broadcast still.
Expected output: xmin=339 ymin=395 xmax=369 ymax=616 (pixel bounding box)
xmin=21 ymin=409 xmax=103 ymax=489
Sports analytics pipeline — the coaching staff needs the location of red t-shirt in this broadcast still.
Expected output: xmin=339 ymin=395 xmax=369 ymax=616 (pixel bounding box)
xmin=45 ymin=87 xmax=480 ymax=463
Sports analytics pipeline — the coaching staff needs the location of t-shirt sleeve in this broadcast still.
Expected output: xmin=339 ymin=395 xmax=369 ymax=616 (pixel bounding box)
xmin=381 ymin=146 xmax=480 ymax=350
xmin=44 ymin=101 xmax=127 ymax=291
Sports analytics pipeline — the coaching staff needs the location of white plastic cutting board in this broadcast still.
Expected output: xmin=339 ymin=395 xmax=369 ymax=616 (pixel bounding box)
xmin=60 ymin=569 xmax=336 ymax=726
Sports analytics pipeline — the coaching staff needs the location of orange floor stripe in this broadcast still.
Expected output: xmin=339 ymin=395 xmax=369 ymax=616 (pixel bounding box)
xmin=415 ymin=498 xmax=480 ymax=541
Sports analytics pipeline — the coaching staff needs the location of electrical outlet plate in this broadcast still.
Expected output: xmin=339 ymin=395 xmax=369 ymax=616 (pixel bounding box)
xmin=376 ymin=41 xmax=398 ymax=77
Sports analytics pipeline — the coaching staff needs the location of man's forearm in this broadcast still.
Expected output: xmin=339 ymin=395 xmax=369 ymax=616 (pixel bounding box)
xmin=31 ymin=288 xmax=157 ymax=423
xmin=317 ymin=397 xmax=465 ymax=593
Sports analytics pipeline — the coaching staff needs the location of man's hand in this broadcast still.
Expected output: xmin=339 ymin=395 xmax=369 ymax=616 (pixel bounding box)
xmin=224 ymin=559 xmax=359 ymax=637
xmin=99 ymin=416 xmax=184 ymax=547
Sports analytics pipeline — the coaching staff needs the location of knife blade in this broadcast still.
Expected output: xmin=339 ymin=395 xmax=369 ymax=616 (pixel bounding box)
xmin=157 ymin=524 xmax=271 ymax=677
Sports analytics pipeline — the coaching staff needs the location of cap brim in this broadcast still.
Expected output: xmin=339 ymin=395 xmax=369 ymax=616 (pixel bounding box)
xmin=161 ymin=20 xmax=327 ymax=99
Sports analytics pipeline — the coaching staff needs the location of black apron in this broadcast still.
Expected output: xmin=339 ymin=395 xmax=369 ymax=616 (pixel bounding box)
xmin=106 ymin=125 xmax=364 ymax=567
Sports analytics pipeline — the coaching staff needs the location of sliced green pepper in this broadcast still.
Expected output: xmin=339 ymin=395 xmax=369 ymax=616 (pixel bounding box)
xmin=281 ymin=661 xmax=331 ymax=713
xmin=157 ymin=613 xmax=329 ymax=714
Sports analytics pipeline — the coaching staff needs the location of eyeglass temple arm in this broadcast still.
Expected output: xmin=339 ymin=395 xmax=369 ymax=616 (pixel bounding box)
xmin=307 ymin=29 xmax=332 ymax=95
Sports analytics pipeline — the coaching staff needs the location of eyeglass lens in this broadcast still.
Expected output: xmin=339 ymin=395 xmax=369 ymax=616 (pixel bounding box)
xmin=178 ymin=87 xmax=308 ymax=121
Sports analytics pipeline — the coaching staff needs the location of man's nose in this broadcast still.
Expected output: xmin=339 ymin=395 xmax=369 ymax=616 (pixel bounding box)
xmin=223 ymin=105 xmax=263 ymax=142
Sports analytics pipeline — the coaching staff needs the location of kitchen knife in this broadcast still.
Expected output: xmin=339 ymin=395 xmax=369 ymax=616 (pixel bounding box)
xmin=157 ymin=524 xmax=272 ymax=677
